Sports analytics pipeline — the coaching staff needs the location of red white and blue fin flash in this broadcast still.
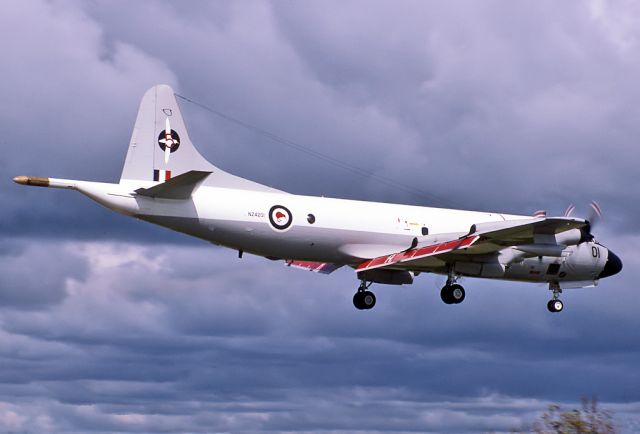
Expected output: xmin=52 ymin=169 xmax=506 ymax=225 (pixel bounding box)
xmin=153 ymin=169 xmax=172 ymax=181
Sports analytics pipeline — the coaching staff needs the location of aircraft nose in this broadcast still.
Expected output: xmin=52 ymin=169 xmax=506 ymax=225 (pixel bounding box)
xmin=599 ymin=250 xmax=623 ymax=279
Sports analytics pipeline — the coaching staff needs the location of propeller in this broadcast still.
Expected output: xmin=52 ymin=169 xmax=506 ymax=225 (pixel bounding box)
xmin=580 ymin=200 xmax=602 ymax=242
xmin=563 ymin=204 xmax=576 ymax=217
xmin=587 ymin=200 xmax=602 ymax=226
xmin=533 ymin=210 xmax=547 ymax=218
xmin=564 ymin=201 xmax=601 ymax=243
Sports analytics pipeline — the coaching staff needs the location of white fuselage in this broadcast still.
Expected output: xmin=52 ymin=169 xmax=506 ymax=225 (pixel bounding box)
xmin=117 ymin=181 xmax=525 ymax=259
xmin=71 ymin=179 xmax=607 ymax=287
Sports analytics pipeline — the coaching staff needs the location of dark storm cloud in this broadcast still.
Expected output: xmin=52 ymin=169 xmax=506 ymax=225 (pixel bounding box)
xmin=0 ymin=238 xmax=638 ymax=432
xmin=6 ymin=0 xmax=639 ymax=235
xmin=75 ymin=0 xmax=640 ymax=228
xmin=2 ymin=0 xmax=177 ymax=241
xmin=269 ymin=1 xmax=640 ymax=217
xmin=0 ymin=238 xmax=87 ymax=309
xmin=2 ymin=0 xmax=640 ymax=432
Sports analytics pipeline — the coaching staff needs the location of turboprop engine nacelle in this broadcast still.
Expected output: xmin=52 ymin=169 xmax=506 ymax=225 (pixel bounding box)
xmin=512 ymin=229 xmax=588 ymax=257
xmin=555 ymin=229 xmax=583 ymax=246
xmin=514 ymin=244 xmax=568 ymax=257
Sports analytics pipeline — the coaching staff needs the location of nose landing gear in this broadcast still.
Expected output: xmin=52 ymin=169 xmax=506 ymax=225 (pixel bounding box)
xmin=547 ymin=284 xmax=564 ymax=313
xmin=547 ymin=299 xmax=564 ymax=313
xmin=353 ymin=281 xmax=376 ymax=310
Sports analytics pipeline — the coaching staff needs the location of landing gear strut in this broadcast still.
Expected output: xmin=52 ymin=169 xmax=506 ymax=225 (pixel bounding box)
xmin=440 ymin=269 xmax=465 ymax=305
xmin=547 ymin=283 xmax=564 ymax=313
xmin=353 ymin=281 xmax=376 ymax=310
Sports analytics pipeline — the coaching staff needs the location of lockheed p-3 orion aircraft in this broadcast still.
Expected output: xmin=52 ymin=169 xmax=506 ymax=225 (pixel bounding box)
xmin=14 ymin=85 xmax=622 ymax=313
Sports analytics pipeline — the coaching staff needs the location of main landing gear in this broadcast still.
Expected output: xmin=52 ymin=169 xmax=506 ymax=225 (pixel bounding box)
xmin=440 ymin=283 xmax=466 ymax=304
xmin=440 ymin=283 xmax=465 ymax=304
xmin=353 ymin=281 xmax=376 ymax=310
xmin=440 ymin=270 xmax=466 ymax=305
xmin=547 ymin=284 xmax=564 ymax=313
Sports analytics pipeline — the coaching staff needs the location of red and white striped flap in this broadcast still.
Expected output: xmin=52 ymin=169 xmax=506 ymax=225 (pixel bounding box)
xmin=356 ymin=235 xmax=480 ymax=272
xmin=286 ymin=260 xmax=342 ymax=274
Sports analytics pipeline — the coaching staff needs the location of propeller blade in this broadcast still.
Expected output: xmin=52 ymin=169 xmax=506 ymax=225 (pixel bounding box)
xmin=564 ymin=204 xmax=576 ymax=217
xmin=587 ymin=200 xmax=602 ymax=227
xmin=577 ymin=201 xmax=603 ymax=243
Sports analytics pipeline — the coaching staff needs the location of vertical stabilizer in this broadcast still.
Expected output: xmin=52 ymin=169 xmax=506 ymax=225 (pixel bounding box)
xmin=120 ymin=85 xmax=282 ymax=193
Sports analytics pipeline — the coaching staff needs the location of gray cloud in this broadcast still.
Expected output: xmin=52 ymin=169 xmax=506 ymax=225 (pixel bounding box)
xmin=1 ymin=0 xmax=639 ymax=432
xmin=0 ymin=238 xmax=638 ymax=432
xmin=6 ymin=0 xmax=639 ymax=234
xmin=0 ymin=238 xmax=87 ymax=309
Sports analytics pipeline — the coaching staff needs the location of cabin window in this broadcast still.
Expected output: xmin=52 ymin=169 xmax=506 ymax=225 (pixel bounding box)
xmin=421 ymin=227 xmax=429 ymax=236
xmin=307 ymin=214 xmax=316 ymax=224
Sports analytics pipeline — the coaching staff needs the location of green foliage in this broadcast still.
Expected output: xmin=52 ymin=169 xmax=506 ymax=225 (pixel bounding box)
xmin=531 ymin=397 xmax=617 ymax=434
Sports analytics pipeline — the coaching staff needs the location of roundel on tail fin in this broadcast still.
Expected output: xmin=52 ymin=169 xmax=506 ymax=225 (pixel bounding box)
xmin=158 ymin=129 xmax=181 ymax=153
xmin=119 ymin=84 xmax=284 ymax=193
xmin=158 ymin=117 xmax=180 ymax=164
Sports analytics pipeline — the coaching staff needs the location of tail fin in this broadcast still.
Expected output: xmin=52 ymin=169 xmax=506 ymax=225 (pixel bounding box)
xmin=120 ymin=85 xmax=281 ymax=193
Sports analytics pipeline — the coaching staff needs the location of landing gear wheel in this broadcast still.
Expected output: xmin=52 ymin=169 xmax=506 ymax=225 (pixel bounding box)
xmin=547 ymin=283 xmax=564 ymax=313
xmin=353 ymin=284 xmax=376 ymax=310
xmin=440 ymin=284 xmax=465 ymax=305
xmin=440 ymin=286 xmax=454 ymax=304
xmin=450 ymin=284 xmax=465 ymax=304
xmin=361 ymin=291 xmax=376 ymax=309
xmin=547 ymin=299 xmax=564 ymax=313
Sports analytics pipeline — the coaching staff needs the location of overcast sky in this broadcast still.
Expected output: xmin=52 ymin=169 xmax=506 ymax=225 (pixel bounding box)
xmin=2 ymin=0 xmax=639 ymax=432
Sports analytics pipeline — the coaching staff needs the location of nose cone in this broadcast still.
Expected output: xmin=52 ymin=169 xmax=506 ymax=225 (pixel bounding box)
xmin=599 ymin=250 xmax=623 ymax=279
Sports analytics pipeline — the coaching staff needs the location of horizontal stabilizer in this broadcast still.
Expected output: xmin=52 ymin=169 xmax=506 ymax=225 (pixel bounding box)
xmin=135 ymin=170 xmax=211 ymax=199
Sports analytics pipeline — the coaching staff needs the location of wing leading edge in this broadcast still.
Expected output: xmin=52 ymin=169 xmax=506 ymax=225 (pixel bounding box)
xmin=356 ymin=217 xmax=587 ymax=273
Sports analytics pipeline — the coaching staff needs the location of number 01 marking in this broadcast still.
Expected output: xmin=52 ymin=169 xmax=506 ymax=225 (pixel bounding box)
xmin=592 ymin=246 xmax=601 ymax=258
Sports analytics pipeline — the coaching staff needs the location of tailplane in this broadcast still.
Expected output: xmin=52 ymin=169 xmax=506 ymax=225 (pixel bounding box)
xmin=135 ymin=170 xmax=211 ymax=199
xmin=120 ymin=85 xmax=281 ymax=193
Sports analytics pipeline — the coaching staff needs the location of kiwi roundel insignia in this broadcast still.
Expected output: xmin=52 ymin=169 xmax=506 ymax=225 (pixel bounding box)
xmin=158 ymin=129 xmax=180 ymax=153
xmin=269 ymin=205 xmax=293 ymax=231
